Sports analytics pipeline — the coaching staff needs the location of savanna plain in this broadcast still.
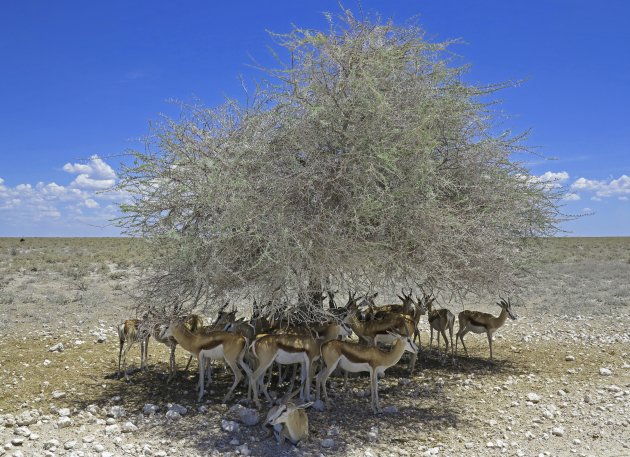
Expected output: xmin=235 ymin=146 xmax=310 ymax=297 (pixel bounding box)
xmin=0 ymin=237 xmax=628 ymax=457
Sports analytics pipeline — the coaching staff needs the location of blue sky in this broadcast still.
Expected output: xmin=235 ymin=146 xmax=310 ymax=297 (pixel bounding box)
xmin=0 ymin=1 xmax=628 ymax=236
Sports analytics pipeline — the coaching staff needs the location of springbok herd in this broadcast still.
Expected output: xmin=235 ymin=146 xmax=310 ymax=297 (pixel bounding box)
xmin=117 ymin=291 xmax=518 ymax=445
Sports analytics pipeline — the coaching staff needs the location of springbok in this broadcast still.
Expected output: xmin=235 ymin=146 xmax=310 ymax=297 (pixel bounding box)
xmin=249 ymin=333 xmax=321 ymax=408
xmin=117 ymin=319 xmax=147 ymax=380
xmin=425 ymin=297 xmax=455 ymax=355
xmin=160 ymin=321 xmax=251 ymax=402
xmin=455 ymin=298 xmax=518 ymax=360
xmin=316 ymin=332 xmax=418 ymax=413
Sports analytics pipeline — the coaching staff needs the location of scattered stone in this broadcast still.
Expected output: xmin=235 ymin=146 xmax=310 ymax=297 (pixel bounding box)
xmin=167 ymin=404 xmax=188 ymax=415
xmin=527 ymin=393 xmax=541 ymax=403
xmin=105 ymin=417 xmax=117 ymax=425
xmin=382 ymin=405 xmax=398 ymax=413
xmin=10 ymin=437 xmax=25 ymax=446
xmin=13 ymin=427 xmax=30 ymax=437
xmin=565 ymin=355 xmax=575 ymax=361
xmin=105 ymin=424 xmax=121 ymax=435
xmin=56 ymin=417 xmax=72 ymax=428
xmin=367 ymin=426 xmax=379 ymax=442
xmin=552 ymin=427 xmax=565 ymax=437
xmin=51 ymin=390 xmax=66 ymax=399
xmin=48 ymin=343 xmax=64 ymax=352
xmin=82 ymin=436 xmax=95 ymax=443
xmin=58 ymin=408 xmax=71 ymax=417
xmin=63 ymin=440 xmax=77 ymax=450
xmin=108 ymin=406 xmax=126 ymax=418
xmin=93 ymin=444 xmax=105 ymax=452
xmin=15 ymin=411 xmax=38 ymax=426
xmin=121 ymin=421 xmax=138 ymax=433
xmin=321 ymin=438 xmax=335 ymax=448
xmin=43 ymin=439 xmax=60 ymax=450
xmin=143 ymin=404 xmax=159 ymax=415
xmin=221 ymin=420 xmax=240 ymax=433
xmin=464 ymin=442 xmax=474 ymax=449
xmin=236 ymin=443 xmax=251 ymax=456
xmin=165 ymin=411 xmax=181 ymax=421
xmin=599 ymin=367 xmax=613 ymax=376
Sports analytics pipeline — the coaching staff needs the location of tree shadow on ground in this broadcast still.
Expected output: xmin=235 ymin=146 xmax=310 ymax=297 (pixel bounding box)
xmin=66 ymin=345 xmax=528 ymax=456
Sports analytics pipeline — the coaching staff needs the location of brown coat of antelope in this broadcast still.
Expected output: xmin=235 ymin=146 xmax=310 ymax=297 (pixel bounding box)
xmin=455 ymin=298 xmax=518 ymax=360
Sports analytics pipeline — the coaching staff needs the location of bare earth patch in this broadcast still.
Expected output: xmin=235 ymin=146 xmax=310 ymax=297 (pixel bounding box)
xmin=0 ymin=238 xmax=628 ymax=456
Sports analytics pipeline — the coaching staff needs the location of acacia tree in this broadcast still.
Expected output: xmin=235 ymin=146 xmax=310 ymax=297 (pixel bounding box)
xmin=117 ymin=10 xmax=562 ymax=321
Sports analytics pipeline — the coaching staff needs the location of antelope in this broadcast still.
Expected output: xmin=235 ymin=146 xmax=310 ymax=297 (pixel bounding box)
xmin=265 ymin=400 xmax=312 ymax=445
xmin=117 ymin=319 xmax=148 ymax=380
xmin=425 ymin=297 xmax=455 ymax=355
xmin=343 ymin=308 xmax=417 ymax=372
xmin=160 ymin=321 xmax=251 ymax=402
xmin=316 ymin=332 xmax=418 ymax=413
xmin=455 ymin=297 xmax=518 ymax=360
xmin=249 ymin=333 xmax=320 ymax=408
xmin=117 ymin=314 xmax=204 ymax=381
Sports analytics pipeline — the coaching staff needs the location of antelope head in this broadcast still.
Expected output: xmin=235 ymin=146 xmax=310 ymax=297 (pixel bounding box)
xmin=498 ymin=297 xmax=518 ymax=320
xmin=266 ymin=401 xmax=312 ymax=445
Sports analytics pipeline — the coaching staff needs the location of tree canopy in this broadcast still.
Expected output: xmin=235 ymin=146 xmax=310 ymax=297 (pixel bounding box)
xmin=117 ymin=9 xmax=561 ymax=320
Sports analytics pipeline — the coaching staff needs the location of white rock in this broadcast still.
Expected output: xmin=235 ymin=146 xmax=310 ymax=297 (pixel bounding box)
xmin=104 ymin=424 xmax=121 ymax=435
xmin=93 ymin=444 xmax=105 ymax=452
xmin=57 ymin=416 xmax=72 ymax=428
xmin=527 ymin=393 xmax=541 ymax=403
xmin=221 ymin=420 xmax=240 ymax=433
xmin=121 ymin=421 xmax=138 ymax=433
xmin=15 ymin=411 xmax=38 ymax=426
xmin=43 ymin=439 xmax=60 ymax=450
xmin=108 ymin=406 xmax=126 ymax=418
xmin=48 ymin=343 xmax=64 ymax=352
xmin=13 ymin=427 xmax=30 ymax=437
xmin=143 ymin=404 xmax=159 ymax=415
xmin=464 ymin=442 xmax=474 ymax=449
xmin=367 ymin=426 xmax=379 ymax=442
xmin=311 ymin=399 xmax=325 ymax=411
xmin=58 ymin=408 xmax=71 ymax=417
xmin=10 ymin=437 xmax=25 ymax=446
xmin=28 ymin=433 xmax=39 ymax=441
xmin=165 ymin=410 xmax=181 ymax=421
xmin=565 ymin=355 xmax=575 ymax=361
xmin=237 ymin=443 xmax=251 ymax=456
xmin=321 ymin=438 xmax=335 ymax=448
xmin=167 ymin=404 xmax=187 ymax=415
xmin=82 ymin=436 xmax=95 ymax=443
xmin=552 ymin=427 xmax=565 ymax=437
xmin=599 ymin=368 xmax=613 ymax=376
xmin=64 ymin=440 xmax=77 ymax=450
xmin=51 ymin=390 xmax=66 ymax=399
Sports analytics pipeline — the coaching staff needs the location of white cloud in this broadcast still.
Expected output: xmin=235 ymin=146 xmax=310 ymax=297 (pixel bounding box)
xmin=530 ymin=171 xmax=570 ymax=190
xmin=562 ymin=193 xmax=580 ymax=201
xmin=0 ymin=156 xmax=124 ymax=235
xmin=63 ymin=155 xmax=116 ymax=179
xmin=533 ymin=171 xmax=570 ymax=184
xmin=571 ymin=174 xmax=630 ymax=198
xmin=71 ymin=174 xmax=116 ymax=190
xmin=84 ymin=198 xmax=99 ymax=208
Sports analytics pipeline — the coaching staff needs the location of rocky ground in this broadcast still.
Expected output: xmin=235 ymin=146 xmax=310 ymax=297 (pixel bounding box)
xmin=0 ymin=238 xmax=629 ymax=457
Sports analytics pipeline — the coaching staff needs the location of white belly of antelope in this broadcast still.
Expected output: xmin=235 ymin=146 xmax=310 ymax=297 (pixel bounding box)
xmin=338 ymin=356 xmax=370 ymax=373
xmin=467 ymin=324 xmax=487 ymax=334
xmin=200 ymin=345 xmax=225 ymax=361
xmin=275 ymin=349 xmax=306 ymax=365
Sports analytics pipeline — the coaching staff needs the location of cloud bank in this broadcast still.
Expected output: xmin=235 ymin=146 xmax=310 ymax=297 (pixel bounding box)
xmin=0 ymin=155 xmax=128 ymax=236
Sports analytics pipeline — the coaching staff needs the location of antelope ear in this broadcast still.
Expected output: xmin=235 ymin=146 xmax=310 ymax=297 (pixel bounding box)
xmin=397 ymin=294 xmax=404 ymax=301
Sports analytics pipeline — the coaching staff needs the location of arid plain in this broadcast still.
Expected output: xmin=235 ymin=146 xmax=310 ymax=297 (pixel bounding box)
xmin=0 ymin=237 xmax=628 ymax=457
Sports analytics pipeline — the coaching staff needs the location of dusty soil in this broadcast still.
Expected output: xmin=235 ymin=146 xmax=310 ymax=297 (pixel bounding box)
xmin=0 ymin=238 xmax=628 ymax=457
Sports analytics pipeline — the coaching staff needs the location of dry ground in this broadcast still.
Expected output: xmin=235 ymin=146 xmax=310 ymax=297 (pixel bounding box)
xmin=0 ymin=237 xmax=628 ymax=457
